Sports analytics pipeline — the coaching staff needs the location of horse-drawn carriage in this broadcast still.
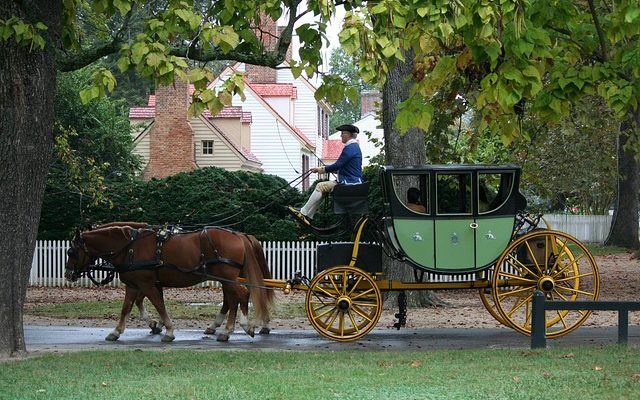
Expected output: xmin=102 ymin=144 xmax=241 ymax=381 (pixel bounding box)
xmin=65 ymin=164 xmax=600 ymax=343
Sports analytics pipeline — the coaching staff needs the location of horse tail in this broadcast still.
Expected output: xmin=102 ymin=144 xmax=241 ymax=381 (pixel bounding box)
xmin=242 ymin=237 xmax=274 ymax=323
xmin=245 ymin=234 xmax=275 ymax=306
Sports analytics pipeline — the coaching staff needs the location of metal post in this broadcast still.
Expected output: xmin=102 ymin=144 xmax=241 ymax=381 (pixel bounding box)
xmin=531 ymin=290 xmax=547 ymax=349
xmin=618 ymin=309 xmax=629 ymax=344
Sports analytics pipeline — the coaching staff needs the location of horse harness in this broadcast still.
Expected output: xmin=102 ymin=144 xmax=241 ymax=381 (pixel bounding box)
xmin=86 ymin=227 xmax=247 ymax=285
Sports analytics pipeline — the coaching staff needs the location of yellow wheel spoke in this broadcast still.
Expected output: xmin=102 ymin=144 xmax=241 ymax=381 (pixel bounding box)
xmin=351 ymin=287 xmax=376 ymax=301
xmin=314 ymin=284 xmax=339 ymax=299
xmin=504 ymin=254 xmax=540 ymax=279
xmin=554 ymin=285 xmax=595 ymax=297
xmin=503 ymin=291 xmax=534 ymax=318
xmin=495 ymin=270 xmax=538 ymax=284
xmin=524 ymin=240 xmax=544 ymax=275
xmin=555 ymin=270 xmax=593 ymax=282
xmin=347 ymin=311 xmax=361 ymax=333
xmin=347 ymin=275 xmax=364 ymax=296
xmin=351 ymin=304 xmax=377 ymax=321
xmin=497 ymin=285 xmax=534 ymax=299
xmin=312 ymin=304 xmax=336 ymax=321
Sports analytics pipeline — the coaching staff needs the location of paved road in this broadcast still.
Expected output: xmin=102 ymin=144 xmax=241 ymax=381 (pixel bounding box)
xmin=24 ymin=325 xmax=640 ymax=353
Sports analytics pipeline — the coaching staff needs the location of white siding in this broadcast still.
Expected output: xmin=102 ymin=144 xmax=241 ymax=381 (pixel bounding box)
xmin=278 ymin=69 xmax=323 ymax=169
xmin=235 ymin=90 xmax=304 ymax=183
xmin=353 ymin=113 xmax=384 ymax=167
xmin=192 ymin=118 xmax=244 ymax=170
xmin=264 ymin=97 xmax=291 ymax=122
xmin=132 ymin=128 xmax=150 ymax=168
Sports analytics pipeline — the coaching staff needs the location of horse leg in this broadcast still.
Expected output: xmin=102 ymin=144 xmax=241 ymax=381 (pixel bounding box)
xmin=141 ymin=285 xmax=175 ymax=342
xmin=106 ymin=285 xmax=138 ymax=341
xmin=135 ymin=291 xmax=163 ymax=335
xmin=236 ymin=285 xmax=255 ymax=337
xmin=204 ymin=299 xmax=228 ymax=335
xmin=216 ymin=284 xmax=240 ymax=342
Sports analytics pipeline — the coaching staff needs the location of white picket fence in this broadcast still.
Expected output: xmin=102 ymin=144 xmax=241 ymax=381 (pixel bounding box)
xmin=29 ymin=214 xmax=615 ymax=288
xmin=543 ymin=214 xmax=612 ymax=243
xmin=30 ymin=240 xmax=322 ymax=288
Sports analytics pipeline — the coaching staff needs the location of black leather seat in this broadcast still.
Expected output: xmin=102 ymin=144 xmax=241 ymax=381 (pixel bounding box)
xmin=332 ymin=182 xmax=369 ymax=214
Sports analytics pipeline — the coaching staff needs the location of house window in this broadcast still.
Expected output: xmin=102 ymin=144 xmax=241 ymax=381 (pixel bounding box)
xmin=202 ymin=140 xmax=214 ymax=155
xmin=302 ymin=155 xmax=310 ymax=191
xmin=317 ymin=106 xmax=329 ymax=139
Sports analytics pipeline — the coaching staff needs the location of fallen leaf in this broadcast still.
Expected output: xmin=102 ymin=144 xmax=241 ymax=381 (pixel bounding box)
xmin=512 ymin=376 xmax=520 ymax=382
xmin=410 ymin=360 xmax=422 ymax=368
xmin=521 ymin=351 xmax=537 ymax=357
xmin=593 ymin=366 xmax=603 ymax=371
xmin=101 ymin=382 xmax=108 ymax=387
xmin=543 ymin=372 xmax=552 ymax=379
xmin=36 ymin=389 xmax=46 ymax=393
xmin=630 ymin=373 xmax=640 ymax=381
xmin=561 ymin=353 xmax=575 ymax=358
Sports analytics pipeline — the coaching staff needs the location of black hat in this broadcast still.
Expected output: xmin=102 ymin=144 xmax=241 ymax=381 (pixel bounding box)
xmin=335 ymin=124 xmax=359 ymax=134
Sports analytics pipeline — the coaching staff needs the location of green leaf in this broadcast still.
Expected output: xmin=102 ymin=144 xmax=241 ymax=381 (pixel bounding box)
xmin=113 ymin=0 xmax=132 ymax=16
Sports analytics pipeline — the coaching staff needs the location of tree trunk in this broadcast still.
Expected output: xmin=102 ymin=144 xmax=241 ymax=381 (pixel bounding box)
xmin=605 ymin=111 xmax=640 ymax=249
xmin=382 ymin=54 xmax=439 ymax=307
xmin=0 ymin=2 xmax=59 ymax=358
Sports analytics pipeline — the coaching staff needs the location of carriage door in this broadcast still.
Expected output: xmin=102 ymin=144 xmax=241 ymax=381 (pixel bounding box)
xmin=434 ymin=172 xmax=475 ymax=270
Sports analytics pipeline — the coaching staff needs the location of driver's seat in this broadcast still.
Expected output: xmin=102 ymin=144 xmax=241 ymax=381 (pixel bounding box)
xmin=332 ymin=182 xmax=369 ymax=214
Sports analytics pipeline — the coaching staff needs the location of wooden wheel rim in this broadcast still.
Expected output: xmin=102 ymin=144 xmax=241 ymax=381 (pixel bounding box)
xmin=305 ymin=265 xmax=382 ymax=342
xmin=491 ymin=230 xmax=600 ymax=338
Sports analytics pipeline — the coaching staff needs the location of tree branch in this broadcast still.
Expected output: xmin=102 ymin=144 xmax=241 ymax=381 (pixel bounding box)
xmin=56 ymin=11 xmax=133 ymax=72
xmin=587 ymin=0 xmax=608 ymax=62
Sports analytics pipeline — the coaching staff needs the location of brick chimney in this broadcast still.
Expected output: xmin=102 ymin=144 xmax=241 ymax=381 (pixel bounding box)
xmin=245 ymin=14 xmax=278 ymax=83
xmin=361 ymin=90 xmax=381 ymax=115
xmin=143 ymin=77 xmax=196 ymax=180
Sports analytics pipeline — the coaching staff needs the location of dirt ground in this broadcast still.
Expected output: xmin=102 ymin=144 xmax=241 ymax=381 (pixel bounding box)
xmin=24 ymin=253 xmax=640 ymax=331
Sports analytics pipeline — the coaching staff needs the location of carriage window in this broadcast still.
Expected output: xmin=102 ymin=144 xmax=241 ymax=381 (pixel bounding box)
xmin=478 ymin=172 xmax=514 ymax=213
xmin=392 ymin=174 xmax=429 ymax=214
xmin=436 ymin=173 xmax=471 ymax=214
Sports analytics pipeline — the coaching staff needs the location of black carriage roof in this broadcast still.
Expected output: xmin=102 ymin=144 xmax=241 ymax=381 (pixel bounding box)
xmin=381 ymin=164 xmax=521 ymax=173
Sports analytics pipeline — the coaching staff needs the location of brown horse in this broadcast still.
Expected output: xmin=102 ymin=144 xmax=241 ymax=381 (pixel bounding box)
xmin=92 ymin=221 xmax=274 ymax=338
xmin=65 ymin=224 xmax=274 ymax=342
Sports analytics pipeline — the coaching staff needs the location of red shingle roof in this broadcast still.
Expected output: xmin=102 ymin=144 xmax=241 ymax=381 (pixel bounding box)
xmin=129 ymin=107 xmax=155 ymax=119
xmin=322 ymin=139 xmax=344 ymax=160
xmin=130 ymin=100 xmax=252 ymax=122
xmin=250 ymin=83 xmax=297 ymax=99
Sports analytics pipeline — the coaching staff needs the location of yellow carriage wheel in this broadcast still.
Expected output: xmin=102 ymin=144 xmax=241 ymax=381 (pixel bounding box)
xmin=491 ymin=230 xmax=600 ymax=338
xmin=305 ymin=265 xmax=382 ymax=342
xmin=479 ymin=219 xmax=555 ymax=329
xmin=478 ymin=287 xmax=511 ymax=328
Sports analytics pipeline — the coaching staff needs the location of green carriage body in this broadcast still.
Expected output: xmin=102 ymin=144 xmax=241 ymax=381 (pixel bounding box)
xmin=380 ymin=164 xmax=527 ymax=274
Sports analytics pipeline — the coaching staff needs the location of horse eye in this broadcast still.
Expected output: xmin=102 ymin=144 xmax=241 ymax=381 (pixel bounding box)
xmin=67 ymin=248 xmax=76 ymax=257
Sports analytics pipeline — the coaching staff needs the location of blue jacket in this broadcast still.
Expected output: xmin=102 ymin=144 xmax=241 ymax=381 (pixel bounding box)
xmin=325 ymin=142 xmax=363 ymax=184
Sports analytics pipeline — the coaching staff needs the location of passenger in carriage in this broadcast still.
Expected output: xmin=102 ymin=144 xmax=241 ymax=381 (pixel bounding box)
xmin=406 ymin=187 xmax=427 ymax=213
xmin=287 ymin=124 xmax=363 ymax=226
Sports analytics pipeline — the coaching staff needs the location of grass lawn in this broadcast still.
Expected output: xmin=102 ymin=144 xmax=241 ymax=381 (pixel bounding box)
xmin=1 ymin=346 xmax=640 ymax=399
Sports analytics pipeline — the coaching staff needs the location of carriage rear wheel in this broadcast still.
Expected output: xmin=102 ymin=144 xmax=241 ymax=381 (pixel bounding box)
xmin=491 ymin=230 xmax=600 ymax=338
xmin=305 ymin=265 xmax=383 ymax=342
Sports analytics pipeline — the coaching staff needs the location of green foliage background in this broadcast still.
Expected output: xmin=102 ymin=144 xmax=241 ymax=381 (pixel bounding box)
xmin=39 ymin=167 xmax=305 ymax=241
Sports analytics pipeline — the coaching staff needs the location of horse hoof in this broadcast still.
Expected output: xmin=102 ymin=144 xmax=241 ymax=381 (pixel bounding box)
xmin=216 ymin=333 xmax=229 ymax=342
xmin=204 ymin=327 xmax=216 ymax=335
xmin=150 ymin=327 xmax=163 ymax=335
xmin=161 ymin=334 xmax=175 ymax=343
xmin=105 ymin=333 xmax=119 ymax=341
xmin=259 ymin=327 xmax=271 ymax=335
xmin=247 ymin=327 xmax=255 ymax=338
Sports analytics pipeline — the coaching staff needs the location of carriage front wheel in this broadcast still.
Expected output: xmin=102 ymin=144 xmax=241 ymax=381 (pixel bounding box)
xmin=491 ymin=230 xmax=600 ymax=338
xmin=305 ymin=265 xmax=383 ymax=342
